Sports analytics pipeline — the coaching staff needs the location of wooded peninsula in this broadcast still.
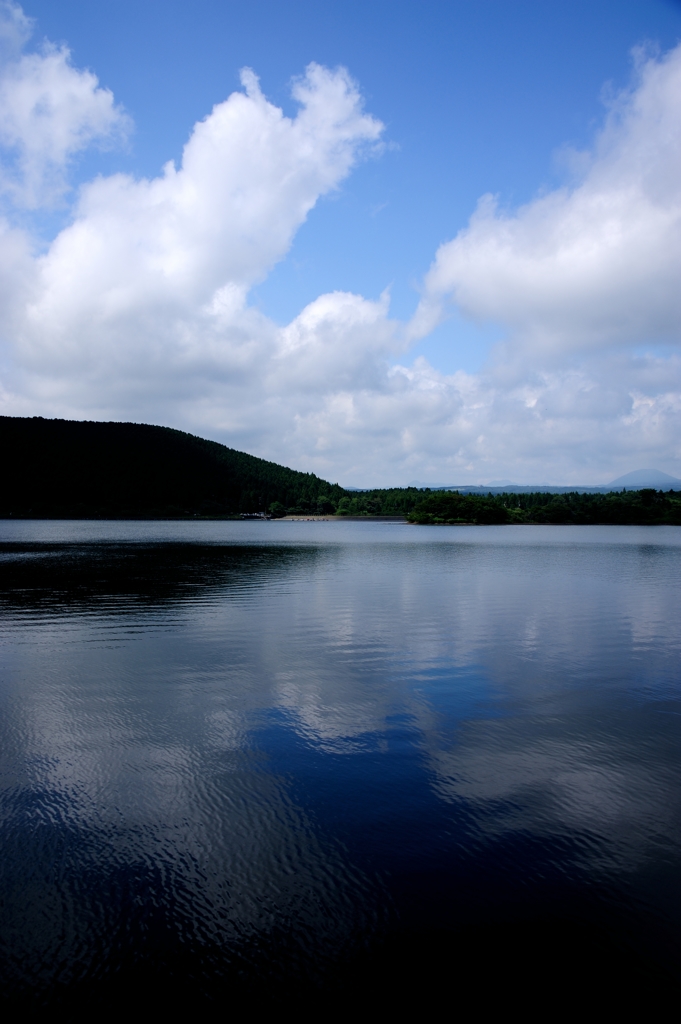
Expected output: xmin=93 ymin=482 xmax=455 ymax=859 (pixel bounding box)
xmin=2 ymin=416 xmax=680 ymax=525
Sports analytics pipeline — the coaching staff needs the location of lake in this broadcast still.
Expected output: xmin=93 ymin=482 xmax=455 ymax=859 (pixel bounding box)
xmin=1 ymin=520 xmax=680 ymax=1011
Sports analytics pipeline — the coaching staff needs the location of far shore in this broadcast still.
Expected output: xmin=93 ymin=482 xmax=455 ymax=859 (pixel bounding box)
xmin=279 ymin=515 xmax=407 ymax=522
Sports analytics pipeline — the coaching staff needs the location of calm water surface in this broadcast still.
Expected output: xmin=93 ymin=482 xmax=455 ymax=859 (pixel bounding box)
xmin=1 ymin=520 xmax=680 ymax=1009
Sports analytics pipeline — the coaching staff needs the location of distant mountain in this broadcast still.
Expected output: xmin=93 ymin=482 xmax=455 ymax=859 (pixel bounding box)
xmin=0 ymin=416 xmax=344 ymax=517
xmin=407 ymin=470 xmax=681 ymax=494
xmin=608 ymin=469 xmax=681 ymax=488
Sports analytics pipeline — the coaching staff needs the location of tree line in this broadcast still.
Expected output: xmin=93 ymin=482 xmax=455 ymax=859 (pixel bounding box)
xmin=404 ymin=489 xmax=681 ymax=525
xmin=274 ymin=487 xmax=681 ymax=524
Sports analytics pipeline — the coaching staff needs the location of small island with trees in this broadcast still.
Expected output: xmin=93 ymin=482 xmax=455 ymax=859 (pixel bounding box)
xmin=1 ymin=416 xmax=680 ymax=525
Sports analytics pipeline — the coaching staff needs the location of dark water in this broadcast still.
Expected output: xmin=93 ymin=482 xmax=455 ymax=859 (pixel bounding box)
xmin=1 ymin=520 xmax=680 ymax=1011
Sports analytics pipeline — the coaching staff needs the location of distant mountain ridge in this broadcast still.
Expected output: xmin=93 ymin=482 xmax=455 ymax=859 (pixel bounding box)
xmin=407 ymin=468 xmax=681 ymax=494
xmin=608 ymin=469 xmax=681 ymax=487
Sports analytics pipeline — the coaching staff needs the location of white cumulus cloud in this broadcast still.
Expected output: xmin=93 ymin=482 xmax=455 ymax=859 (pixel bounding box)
xmin=413 ymin=44 xmax=681 ymax=355
xmin=0 ymin=2 xmax=129 ymax=207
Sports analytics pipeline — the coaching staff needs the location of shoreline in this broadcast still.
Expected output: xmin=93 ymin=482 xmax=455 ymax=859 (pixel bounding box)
xmin=279 ymin=514 xmax=407 ymax=522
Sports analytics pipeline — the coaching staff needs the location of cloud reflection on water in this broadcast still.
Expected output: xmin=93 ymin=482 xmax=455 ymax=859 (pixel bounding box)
xmin=1 ymin=524 xmax=681 ymax=1000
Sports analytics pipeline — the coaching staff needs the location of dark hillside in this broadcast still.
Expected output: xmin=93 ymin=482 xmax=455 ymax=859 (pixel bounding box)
xmin=0 ymin=417 xmax=344 ymax=518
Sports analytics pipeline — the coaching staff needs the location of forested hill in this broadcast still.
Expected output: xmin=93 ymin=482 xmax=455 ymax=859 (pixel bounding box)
xmin=0 ymin=417 xmax=345 ymax=518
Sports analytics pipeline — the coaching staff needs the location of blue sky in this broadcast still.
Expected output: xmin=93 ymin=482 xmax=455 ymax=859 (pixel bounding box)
xmin=1 ymin=1 xmax=681 ymax=483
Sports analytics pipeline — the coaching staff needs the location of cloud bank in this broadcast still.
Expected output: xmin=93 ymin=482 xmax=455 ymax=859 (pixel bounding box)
xmin=0 ymin=3 xmax=680 ymax=484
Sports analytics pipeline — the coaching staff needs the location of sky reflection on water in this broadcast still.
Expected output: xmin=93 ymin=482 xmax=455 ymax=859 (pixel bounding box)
xmin=1 ymin=522 xmax=680 ymax=1008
